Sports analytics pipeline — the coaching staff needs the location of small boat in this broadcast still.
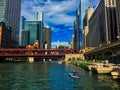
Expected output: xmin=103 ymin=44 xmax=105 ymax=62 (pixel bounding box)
xmin=69 ymin=73 xmax=79 ymax=78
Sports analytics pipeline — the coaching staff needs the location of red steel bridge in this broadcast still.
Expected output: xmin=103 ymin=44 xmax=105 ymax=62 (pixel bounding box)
xmin=0 ymin=48 xmax=79 ymax=58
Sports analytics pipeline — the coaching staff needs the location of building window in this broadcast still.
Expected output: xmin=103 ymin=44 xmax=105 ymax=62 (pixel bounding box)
xmin=109 ymin=0 xmax=111 ymax=5
xmin=112 ymin=0 xmax=114 ymax=5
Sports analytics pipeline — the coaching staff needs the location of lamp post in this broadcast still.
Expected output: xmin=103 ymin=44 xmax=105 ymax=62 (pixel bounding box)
xmin=117 ymin=35 xmax=120 ymax=42
xmin=116 ymin=35 xmax=120 ymax=64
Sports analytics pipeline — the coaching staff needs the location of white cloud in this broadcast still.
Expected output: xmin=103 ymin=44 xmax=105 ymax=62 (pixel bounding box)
xmin=51 ymin=41 xmax=69 ymax=48
xmin=21 ymin=0 xmax=79 ymax=27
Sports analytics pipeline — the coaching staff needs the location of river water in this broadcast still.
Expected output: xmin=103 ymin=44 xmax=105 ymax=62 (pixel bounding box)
xmin=0 ymin=61 xmax=120 ymax=90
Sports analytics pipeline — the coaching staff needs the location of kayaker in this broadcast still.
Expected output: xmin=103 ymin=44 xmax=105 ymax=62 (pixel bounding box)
xmin=73 ymin=71 xmax=77 ymax=76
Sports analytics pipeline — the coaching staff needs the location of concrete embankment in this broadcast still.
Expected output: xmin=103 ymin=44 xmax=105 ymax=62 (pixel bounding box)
xmin=65 ymin=60 xmax=120 ymax=79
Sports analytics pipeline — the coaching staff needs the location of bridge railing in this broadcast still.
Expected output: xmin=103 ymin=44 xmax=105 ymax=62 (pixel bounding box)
xmin=0 ymin=48 xmax=79 ymax=57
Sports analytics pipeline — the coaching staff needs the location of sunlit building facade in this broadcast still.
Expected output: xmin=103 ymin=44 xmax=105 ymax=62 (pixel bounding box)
xmin=74 ymin=0 xmax=91 ymax=50
xmin=79 ymin=0 xmax=91 ymax=49
xmin=87 ymin=0 xmax=117 ymax=47
xmin=0 ymin=0 xmax=21 ymax=47
xmin=82 ymin=6 xmax=94 ymax=49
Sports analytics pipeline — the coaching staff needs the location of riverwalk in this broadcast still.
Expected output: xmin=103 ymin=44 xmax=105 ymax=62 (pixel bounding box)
xmin=68 ymin=60 xmax=120 ymax=80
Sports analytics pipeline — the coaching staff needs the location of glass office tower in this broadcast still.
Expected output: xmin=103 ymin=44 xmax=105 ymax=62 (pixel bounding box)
xmin=22 ymin=30 xmax=30 ymax=47
xmin=75 ymin=0 xmax=90 ymax=50
xmin=19 ymin=16 xmax=26 ymax=46
xmin=25 ymin=21 xmax=43 ymax=48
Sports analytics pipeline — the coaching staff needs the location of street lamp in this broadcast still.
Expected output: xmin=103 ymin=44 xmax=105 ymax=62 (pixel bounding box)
xmin=117 ymin=35 xmax=120 ymax=42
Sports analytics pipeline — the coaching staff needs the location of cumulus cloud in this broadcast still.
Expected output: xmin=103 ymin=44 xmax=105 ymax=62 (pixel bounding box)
xmin=21 ymin=0 xmax=99 ymax=46
xmin=21 ymin=0 xmax=79 ymax=28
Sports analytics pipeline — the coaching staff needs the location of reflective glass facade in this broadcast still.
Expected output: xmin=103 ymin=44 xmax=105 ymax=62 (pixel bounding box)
xmin=19 ymin=16 xmax=26 ymax=46
xmin=0 ymin=0 xmax=6 ymax=21
xmin=22 ymin=30 xmax=30 ymax=47
xmin=25 ymin=21 xmax=43 ymax=48
xmin=75 ymin=0 xmax=90 ymax=50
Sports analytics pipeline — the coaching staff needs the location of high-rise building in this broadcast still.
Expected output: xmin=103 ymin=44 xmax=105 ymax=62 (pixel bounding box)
xmin=82 ymin=6 xmax=94 ymax=49
xmin=74 ymin=0 xmax=91 ymax=50
xmin=44 ymin=27 xmax=51 ymax=49
xmin=0 ymin=0 xmax=21 ymax=47
xmin=72 ymin=34 xmax=75 ymax=49
xmin=74 ymin=19 xmax=77 ymax=49
xmin=75 ymin=8 xmax=80 ymax=50
xmin=21 ymin=30 xmax=30 ymax=47
xmin=37 ymin=12 xmax=43 ymax=21
xmin=0 ymin=22 xmax=12 ymax=48
xmin=57 ymin=40 xmax=60 ymax=48
xmin=24 ymin=11 xmax=44 ymax=48
xmin=19 ymin=16 xmax=26 ymax=46
xmin=68 ymin=40 xmax=72 ymax=49
xmin=78 ymin=0 xmax=91 ymax=49
xmin=44 ymin=27 xmax=51 ymax=48
xmin=88 ymin=0 xmax=117 ymax=47
xmin=116 ymin=0 xmax=120 ymax=41
xmin=24 ymin=20 xmax=43 ymax=48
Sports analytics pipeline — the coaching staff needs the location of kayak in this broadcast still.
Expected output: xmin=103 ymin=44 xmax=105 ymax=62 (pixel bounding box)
xmin=69 ymin=73 xmax=79 ymax=78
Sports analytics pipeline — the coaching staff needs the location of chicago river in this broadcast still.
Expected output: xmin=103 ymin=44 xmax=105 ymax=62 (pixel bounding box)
xmin=0 ymin=61 xmax=120 ymax=90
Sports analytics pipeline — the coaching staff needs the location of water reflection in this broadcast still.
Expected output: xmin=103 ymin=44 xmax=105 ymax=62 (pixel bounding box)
xmin=0 ymin=62 xmax=120 ymax=90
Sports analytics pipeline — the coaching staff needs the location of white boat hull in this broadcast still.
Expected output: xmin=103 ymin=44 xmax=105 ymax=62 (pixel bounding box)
xmin=69 ymin=73 xmax=79 ymax=78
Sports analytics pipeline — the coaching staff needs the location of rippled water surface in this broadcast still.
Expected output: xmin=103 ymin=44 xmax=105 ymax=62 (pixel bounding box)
xmin=0 ymin=61 xmax=120 ymax=90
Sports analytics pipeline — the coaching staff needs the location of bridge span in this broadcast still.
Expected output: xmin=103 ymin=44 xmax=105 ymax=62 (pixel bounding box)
xmin=0 ymin=48 xmax=79 ymax=62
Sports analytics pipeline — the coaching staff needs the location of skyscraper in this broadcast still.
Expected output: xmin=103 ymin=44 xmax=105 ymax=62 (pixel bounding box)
xmin=75 ymin=0 xmax=91 ymax=50
xmin=75 ymin=8 xmax=80 ymax=50
xmin=72 ymin=34 xmax=75 ymax=49
xmin=19 ymin=16 xmax=26 ymax=46
xmin=82 ymin=6 xmax=94 ymax=49
xmin=44 ymin=27 xmax=51 ymax=49
xmin=24 ymin=20 xmax=43 ymax=48
xmin=0 ymin=0 xmax=21 ymax=47
xmin=0 ymin=22 xmax=12 ymax=48
xmin=37 ymin=12 xmax=43 ymax=21
xmin=88 ymin=0 xmax=117 ymax=47
xmin=22 ymin=30 xmax=30 ymax=47
xmin=116 ymin=0 xmax=120 ymax=41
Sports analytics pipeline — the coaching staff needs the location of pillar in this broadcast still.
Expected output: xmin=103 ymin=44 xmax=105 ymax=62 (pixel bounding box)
xmin=28 ymin=57 xmax=34 ymax=63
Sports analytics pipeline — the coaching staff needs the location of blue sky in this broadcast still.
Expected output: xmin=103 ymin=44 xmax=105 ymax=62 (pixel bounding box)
xmin=21 ymin=0 xmax=99 ymax=47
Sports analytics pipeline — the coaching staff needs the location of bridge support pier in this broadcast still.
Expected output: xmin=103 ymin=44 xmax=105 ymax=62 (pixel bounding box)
xmin=27 ymin=57 xmax=34 ymax=63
